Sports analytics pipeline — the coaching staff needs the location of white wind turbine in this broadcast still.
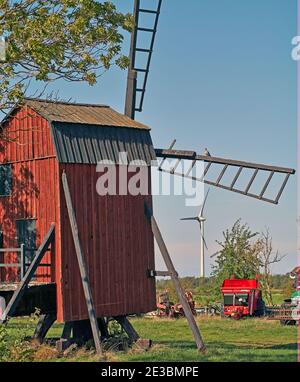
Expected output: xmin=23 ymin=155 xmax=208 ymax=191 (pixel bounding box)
xmin=181 ymin=189 xmax=210 ymax=278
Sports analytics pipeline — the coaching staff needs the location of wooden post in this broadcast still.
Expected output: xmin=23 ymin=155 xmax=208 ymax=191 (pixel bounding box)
xmin=0 ymin=225 xmax=55 ymax=323
xmin=33 ymin=312 xmax=56 ymax=344
xmin=114 ymin=316 xmax=140 ymax=343
xmin=62 ymin=172 xmax=103 ymax=357
xmin=124 ymin=0 xmax=139 ymax=119
xmin=98 ymin=317 xmax=109 ymax=339
xmin=144 ymin=203 xmax=206 ymax=352
xmin=72 ymin=320 xmax=94 ymax=343
xmin=20 ymin=244 xmax=25 ymax=279
xmin=61 ymin=321 xmax=73 ymax=340
xmin=56 ymin=322 xmax=74 ymax=353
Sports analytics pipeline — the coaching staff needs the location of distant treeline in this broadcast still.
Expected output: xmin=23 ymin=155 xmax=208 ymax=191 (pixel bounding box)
xmin=156 ymin=274 xmax=293 ymax=306
xmin=157 ymin=274 xmax=291 ymax=290
xmin=270 ymin=274 xmax=293 ymax=289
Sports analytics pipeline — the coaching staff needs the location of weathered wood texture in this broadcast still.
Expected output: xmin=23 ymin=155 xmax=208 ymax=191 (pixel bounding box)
xmin=59 ymin=163 xmax=156 ymax=321
xmin=0 ymin=106 xmax=60 ymax=288
xmin=114 ymin=315 xmax=140 ymax=342
xmin=33 ymin=312 xmax=57 ymax=344
xmin=62 ymin=172 xmax=103 ymax=355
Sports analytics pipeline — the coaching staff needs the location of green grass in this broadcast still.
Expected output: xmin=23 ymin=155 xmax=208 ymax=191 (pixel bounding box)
xmin=271 ymin=291 xmax=286 ymax=305
xmin=0 ymin=316 xmax=298 ymax=362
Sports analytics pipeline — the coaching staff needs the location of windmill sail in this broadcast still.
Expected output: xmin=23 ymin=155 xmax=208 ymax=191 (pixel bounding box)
xmin=124 ymin=3 xmax=295 ymax=205
xmin=125 ymin=0 xmax=163 ymax=119
xmin=156 ymin=144 xmax=295 ymax=205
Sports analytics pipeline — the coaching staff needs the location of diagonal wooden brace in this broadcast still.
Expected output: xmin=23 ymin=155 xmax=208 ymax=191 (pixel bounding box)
xmin=144 ymin=202 xmax=206 ymax=352
xmin=0 ymin=224 xmax=55 ymax=324
xmin=62 ymin=172 xmax=104 ymax=357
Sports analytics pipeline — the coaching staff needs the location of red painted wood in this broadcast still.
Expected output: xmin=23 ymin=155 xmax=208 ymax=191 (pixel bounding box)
xmin=0 ymin=107 xmax=61 ymax=314
xmin=59 ymin=163 xmax=156 ymax=321
xmin=0 ymin=160 xmax=59 ymax=280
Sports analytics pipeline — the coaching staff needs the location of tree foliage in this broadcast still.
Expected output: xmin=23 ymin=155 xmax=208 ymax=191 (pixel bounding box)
xmin=212 ymin=219 xmax=261 ymax=283
xmin=211 ymin=220 xmax=286 ymax=304
xmin=0 ymin=0 xmax=133 ymax=112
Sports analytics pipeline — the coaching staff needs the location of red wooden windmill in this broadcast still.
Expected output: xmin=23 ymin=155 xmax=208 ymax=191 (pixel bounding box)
xmin=0 ymin=0 xmax=295 ymax=355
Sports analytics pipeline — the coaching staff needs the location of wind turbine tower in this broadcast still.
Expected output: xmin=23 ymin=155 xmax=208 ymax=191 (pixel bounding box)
xmin=181 ymin=189 xmax=210 ymax=278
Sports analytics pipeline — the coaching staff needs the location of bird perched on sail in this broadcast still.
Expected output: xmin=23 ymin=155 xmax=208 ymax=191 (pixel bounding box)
xmin=204 ymin=148 xmax=211 ymax=157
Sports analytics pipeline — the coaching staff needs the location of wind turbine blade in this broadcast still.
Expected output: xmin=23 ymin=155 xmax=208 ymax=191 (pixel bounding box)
xmin=200 ymin=231 xmax=208 ymax=250
xmin=180 ymin=217 xmax=198 ymax=221
xmin=200 ymin=188 xmax=210 ymax=216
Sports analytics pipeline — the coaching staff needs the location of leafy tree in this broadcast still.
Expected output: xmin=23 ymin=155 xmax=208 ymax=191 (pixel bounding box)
xmin=255 ymin=229 xmax=285 ymax=306
xmin=0 ymin=0 xmax=133 ymax=113
xmin=211 ymin=219 xmax=261 ymax=296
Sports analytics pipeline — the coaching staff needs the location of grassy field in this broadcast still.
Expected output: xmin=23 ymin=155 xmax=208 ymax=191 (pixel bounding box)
xmin=0 ymin=316 xmax=298 ymax=362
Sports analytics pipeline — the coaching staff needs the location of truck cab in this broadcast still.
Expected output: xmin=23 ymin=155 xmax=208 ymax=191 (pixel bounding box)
xmin=221 ymin=279 xmax=265 ymax=319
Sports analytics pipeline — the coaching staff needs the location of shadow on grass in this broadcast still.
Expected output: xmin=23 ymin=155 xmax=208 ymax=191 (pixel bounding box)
xmin=149 ymin=340 xmax=298 ymax=362
xmin=264 ymin=343 xmax=297 ymax=350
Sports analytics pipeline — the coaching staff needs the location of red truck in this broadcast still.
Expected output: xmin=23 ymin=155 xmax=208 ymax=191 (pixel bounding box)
xmin=221 ymin=279 xmax=265 ymax=319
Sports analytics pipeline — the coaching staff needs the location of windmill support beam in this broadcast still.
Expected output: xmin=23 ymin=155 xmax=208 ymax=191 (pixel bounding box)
xmin=144 ymin=203 xmax=206 ymax=352
xmin=125 ymin=69 xmax=137 ymax=119
xmin=33 ymin=313 xmax=57 ymax=344
xmin=148 ymin=270 xmax=172 ymax=277
xmin=114 ymin=316 xmax=140 ymax=343
xmin=125 ymin=0 xmax=140 ymax=119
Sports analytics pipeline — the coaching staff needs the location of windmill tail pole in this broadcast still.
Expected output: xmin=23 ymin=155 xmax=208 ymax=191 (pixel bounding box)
xmin=145 ymin=203 xmax=206 ymax=352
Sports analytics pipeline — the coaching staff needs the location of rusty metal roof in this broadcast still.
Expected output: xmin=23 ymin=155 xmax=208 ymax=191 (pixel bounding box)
xmin=23 ymin=98 xmax=150 ymax=130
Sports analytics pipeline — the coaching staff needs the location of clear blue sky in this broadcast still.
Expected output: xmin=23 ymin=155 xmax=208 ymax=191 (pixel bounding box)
xmin=33 ymin=0 xmax=298 ymax=275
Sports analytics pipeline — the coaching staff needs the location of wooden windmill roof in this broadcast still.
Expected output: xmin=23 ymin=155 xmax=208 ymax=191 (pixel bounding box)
xmin=1 ymin=98 xmax=156 ymax=165
xmin=24 ymin=98 xmax=151 ymax=130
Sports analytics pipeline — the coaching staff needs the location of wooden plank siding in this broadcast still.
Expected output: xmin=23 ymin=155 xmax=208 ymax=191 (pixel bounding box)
xmin=0 ymin=106 xmax=56 ymax=162
xmin=0 ymin=107 xmax=60 ymax=309
xmin=0 ymin=159 xmax=59 ymax=282
xmin=59 ymin=164 xmax=156 ymax=321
